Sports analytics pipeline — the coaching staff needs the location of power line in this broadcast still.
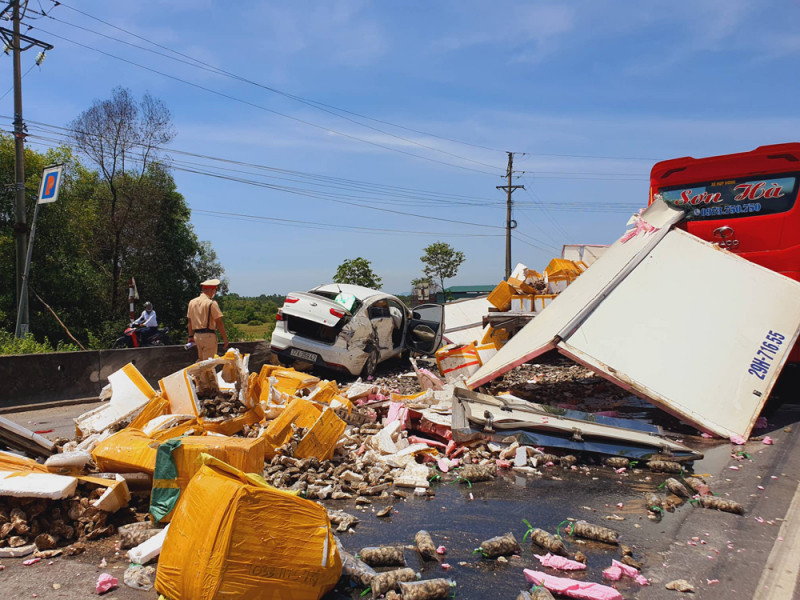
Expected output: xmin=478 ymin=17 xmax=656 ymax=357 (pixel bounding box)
xmin=25 ymin=21 xmax=503 ymax=177
xmin=18 ymin=130 xmax=507 ymax=231
xmin=36 ymin=2 xmax=669 ymax=167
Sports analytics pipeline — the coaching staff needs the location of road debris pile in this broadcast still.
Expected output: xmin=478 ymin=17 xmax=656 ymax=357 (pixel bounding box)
xmin=483 ymin=259 xmax=587 ymax=346
xmin=0 ymin=334 xmax=765 ymax=599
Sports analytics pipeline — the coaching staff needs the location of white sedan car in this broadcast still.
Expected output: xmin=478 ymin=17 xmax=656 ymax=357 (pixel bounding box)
xmin=270 ymin=283 xmax=444 ymax=376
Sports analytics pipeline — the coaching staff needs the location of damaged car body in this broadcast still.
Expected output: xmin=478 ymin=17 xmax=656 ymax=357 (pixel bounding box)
xmin=270 ymin=283 xmax=444 ymax=376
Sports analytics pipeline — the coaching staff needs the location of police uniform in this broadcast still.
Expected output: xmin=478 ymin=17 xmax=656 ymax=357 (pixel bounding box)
xmin=187 ymin=279 xmax=224 ymax=360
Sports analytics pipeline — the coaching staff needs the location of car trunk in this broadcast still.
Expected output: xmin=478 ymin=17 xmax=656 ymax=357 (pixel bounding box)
xmin=281 ymin=292 xmax=350 ymax=344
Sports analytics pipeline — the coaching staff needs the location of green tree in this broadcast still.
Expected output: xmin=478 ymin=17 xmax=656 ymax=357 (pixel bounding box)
xmin=68 ymin=87 xmax=177 ymax=316
xmin=333 ymin=257 xmax=382 ymax=289
xmin=420 ymin=242 xmax=465 ymax=299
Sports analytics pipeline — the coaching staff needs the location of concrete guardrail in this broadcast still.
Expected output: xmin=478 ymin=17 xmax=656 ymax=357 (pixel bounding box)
xmin=0 ymin=341 xmax=272 ymax=411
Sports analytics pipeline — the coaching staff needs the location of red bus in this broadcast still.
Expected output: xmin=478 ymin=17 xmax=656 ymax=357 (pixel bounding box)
xmin=650 ymin=143 xmax=800 ymax=360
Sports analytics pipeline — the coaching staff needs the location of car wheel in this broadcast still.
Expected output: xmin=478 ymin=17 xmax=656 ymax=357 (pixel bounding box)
xmin=361 ymin=348 xmax=380 ymax=378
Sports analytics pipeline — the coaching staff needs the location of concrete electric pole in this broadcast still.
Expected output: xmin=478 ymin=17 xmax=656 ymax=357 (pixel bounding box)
xmin=0 ymin=0 xmax=52 ymax=336
xmin=497 ymin=151 xmax=524 ymax=279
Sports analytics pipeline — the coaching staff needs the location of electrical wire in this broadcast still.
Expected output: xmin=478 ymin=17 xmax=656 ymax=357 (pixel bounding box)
xmin=24 ymin=21 xmax=504 ymax=177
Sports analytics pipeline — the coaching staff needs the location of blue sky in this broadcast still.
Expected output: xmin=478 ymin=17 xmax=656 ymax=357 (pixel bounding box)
xmin=3 ymin=0 xmax=800 ymax=295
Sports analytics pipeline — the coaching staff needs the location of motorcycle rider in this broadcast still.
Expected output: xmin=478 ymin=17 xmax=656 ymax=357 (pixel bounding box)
xmin=133 ymin=301 xmax=158 ymax=344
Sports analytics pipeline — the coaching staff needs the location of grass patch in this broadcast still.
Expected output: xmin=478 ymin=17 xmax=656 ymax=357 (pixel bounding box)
xmin=235 ymin=322 xmax=275 ymax=341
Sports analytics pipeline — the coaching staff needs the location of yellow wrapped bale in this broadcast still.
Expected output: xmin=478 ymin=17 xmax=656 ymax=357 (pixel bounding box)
xmin=294 ymin=408 xmax=347 ymax=462
xmin=92 ymin=428 xmax=160 ymax=474
xmin=487 ymin=281 xmax=514 ymax=311
xmin=155 ymin=456 xmax=341 ymax=600
xmin=480 ymin=324 xmax=511 ymax=349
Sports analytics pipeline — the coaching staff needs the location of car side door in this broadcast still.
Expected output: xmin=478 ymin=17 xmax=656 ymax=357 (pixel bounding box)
xmin=404 ymin=304 xmax=444 ymax=355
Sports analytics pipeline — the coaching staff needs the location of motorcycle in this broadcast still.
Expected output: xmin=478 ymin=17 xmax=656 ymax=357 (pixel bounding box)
xmin=112 ymin=322 xmax=170 ymax=349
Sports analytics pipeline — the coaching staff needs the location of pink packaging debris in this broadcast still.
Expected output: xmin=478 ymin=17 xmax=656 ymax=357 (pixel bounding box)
xmin=524 ymin=569 xmax=623 ymax=600
xmin=602 ymin=565 xmax=622 ymax=581
xmin=762 ymin=436 xmax=773 ymax=445
xmin=534 ymin=553 xmax=587 ymax=571
xmin=22 ymin=558 xmax=41 ymax=566
xmin=730 ymin=434 xmax=747 ymax=445
xmin=96 ymin=573 xmax=118 ymax=594
xmin=436 ymin=546 xmax=446 ymax=555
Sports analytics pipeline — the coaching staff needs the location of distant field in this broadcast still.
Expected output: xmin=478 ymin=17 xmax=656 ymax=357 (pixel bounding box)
xmin=235 ymin=322 xmax=275 ymax=340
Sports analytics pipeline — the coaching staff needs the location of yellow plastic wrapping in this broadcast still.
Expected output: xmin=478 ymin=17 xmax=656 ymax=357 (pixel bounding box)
xmin=262 ymin=397 xmax=322 ymax=459
xmin=270 ymin=368 xmax=320 ymax=396
xmin=155 ymin=456 xmax=341 ymax=600
xmin=294 ymin=408 xmax=346 ymax=462
xmin=487 ymin=281 xmax=513 ymax=311
xmin=0 ymin=451 xmax=49 ymax=473
xmin=481 ymin=324 xmax=511 ymax=349
xmin=92 ymin=428 xmax=160 ymax=474
xmin=171 ymin=436 xmax=265 ymax=489
xmin=129 ymin=395 xmax=171 ymax=430
xmin=202 ymin=406 xmax=263 ymax=436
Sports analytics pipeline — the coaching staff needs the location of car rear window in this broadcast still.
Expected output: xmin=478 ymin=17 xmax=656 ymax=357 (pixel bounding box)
xmin=310 ymin=290 xmax=364 ymax=314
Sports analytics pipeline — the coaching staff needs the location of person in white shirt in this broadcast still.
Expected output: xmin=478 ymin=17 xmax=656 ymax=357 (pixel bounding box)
xmin=133 ymin=301 xmax=158 ymax=343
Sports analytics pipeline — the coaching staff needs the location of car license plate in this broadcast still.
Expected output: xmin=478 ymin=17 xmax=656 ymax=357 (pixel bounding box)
xmin=290 ymin=348 xmax=318 ymax=362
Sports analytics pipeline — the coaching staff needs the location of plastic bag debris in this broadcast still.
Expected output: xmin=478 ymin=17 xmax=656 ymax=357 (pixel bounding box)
xmin=398 ymin=578 xmax=455 ymax=600
xmin=693 ymin=495 xmax=744 ymax=515
xmin=458 ymin=463 xmax=496 ymax=483
xmin=415 ymin=530 xmax=438 ymax=561
xmin=664 ymin=477 xmax=691 ymax=498
xmin=359 ymin=545 xmax=406 ymax=567
xmin=124 ymin=564 xmax=156 ymax=591
xmin=524 ymin=569 xmax=622 ymax=600
xmin=567 ymin=520 xmax=619 ymax=545
xmin=337 ymin=546 xmax=377 ymax=589
xmin=96 ymin=573 xmax=118 ymax=594
xmin=479 ymin=532 xmax=520 ymax=558
xmin=684 ymin=476 xmax=712 ymax=496
xmin=525 ymin=526 xmax=569 ymax=557
xmin=370 ymin=567 xmax=417 ymax=597
xmin=647 ymin=460 xmax=682 ymax=473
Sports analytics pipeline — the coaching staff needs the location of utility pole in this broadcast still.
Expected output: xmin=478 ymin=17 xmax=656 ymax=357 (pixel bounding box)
xmin=497 ymin=151 xmax=524 ymax=279
xmin=1 ymin=0 xmax=53 ymax=336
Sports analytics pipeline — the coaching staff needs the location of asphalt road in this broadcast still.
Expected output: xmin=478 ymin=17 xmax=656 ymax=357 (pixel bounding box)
xmin=1 ymin=398 xmax=799 ymax=599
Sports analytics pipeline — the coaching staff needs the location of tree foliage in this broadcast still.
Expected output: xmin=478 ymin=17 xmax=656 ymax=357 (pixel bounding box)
xmin=333 ymin=257 xmax=382 ymax=289
xmin=68 ymin=87 xmax=178 ymax=314
xmin=420 ymin=242 xmax=465 ymax=296
xmin=0 ymin=91 xmax=225 ymax=349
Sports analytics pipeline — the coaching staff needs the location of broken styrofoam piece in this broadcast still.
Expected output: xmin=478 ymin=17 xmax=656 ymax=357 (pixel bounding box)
xmin=75 ymin=364 xmax=157 ymax=436
xmin=369 ymin=420 xmax=402 ymax=455
xmin=394 ymin=462 xmax=431 ymax=489
xmin=0 ymin=415 xmax=56 ymax=458
xmin=524 ymin=569 xmax=623 ymax=600
xmin=75 ymin=430 xmax=113 ymax=452
xmin=0 ymin=543 xmax=36 ymax=558
xmin=345 ymin=381 xmax=376 ymax=400
xmin=141 ymin=414 xmax=195 ymax=437
xmin=44 ymin=450 xmax=93 ymax=470
xmin=93 ymin=474 xmax=131 ymax=513
xmin=0 ymin=471 xmax=77 ymax=499
xmin=128 ymin=524 xmax=169 ymax=564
